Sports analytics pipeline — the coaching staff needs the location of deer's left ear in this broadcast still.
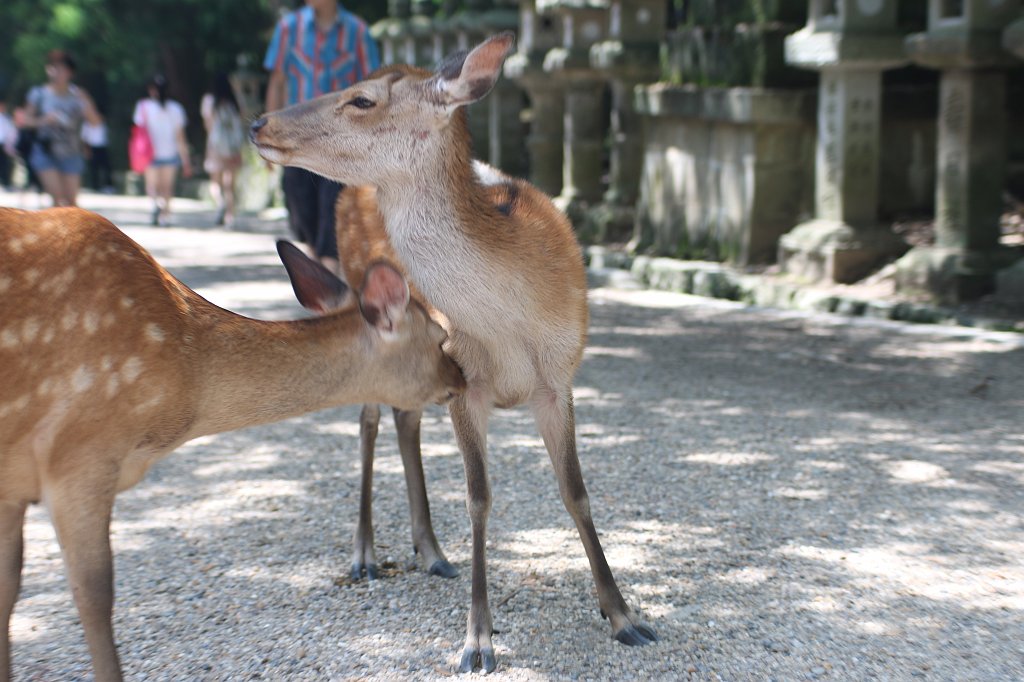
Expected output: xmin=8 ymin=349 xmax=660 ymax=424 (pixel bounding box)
xmin=431 ymin=32 xmax=515 ymax=109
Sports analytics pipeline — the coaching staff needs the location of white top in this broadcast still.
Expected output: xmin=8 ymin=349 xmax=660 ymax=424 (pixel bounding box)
xmin=81 ymin=121 xmax=108 ymax=147
xmin=133 ymin=98 xmax=187 ymax=160
xmin=0 ymin=114 xmax=17 ymax=151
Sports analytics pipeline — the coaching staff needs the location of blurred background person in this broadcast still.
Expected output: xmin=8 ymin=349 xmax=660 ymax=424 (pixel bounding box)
xmin=22 ymin=49 xmax=102 ymax=206
xmin=81 ymin=109 xmax=114 ymax=193
xmin=133 ymin=74 xmax=192 ymax=226
xmin=263 ymin=0 xmax=379 ymax=274
xmin=0 ymin=101 xmax=16 ymax=190
xmin=201 ymin=72 xmax=244 ymax=227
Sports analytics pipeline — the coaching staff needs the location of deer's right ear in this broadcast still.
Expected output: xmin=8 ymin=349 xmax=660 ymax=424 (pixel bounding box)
xmin=432 ymin=32 xmax=515 ymax=109
xmin=277 ymin=240 xmax=351 ymax=314
xmin=359 ymin=262 xmax=411 ymax=334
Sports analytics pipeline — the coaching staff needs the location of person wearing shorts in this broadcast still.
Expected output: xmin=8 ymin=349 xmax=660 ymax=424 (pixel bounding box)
xmin=133 ymin=75 xmax=192 ymax=226
xmin=23 ymin=50 xmax=101 ymax=207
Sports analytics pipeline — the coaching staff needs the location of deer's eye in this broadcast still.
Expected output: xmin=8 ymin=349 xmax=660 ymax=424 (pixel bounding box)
xmin=350 ymin=96 xmax=375 ymax=110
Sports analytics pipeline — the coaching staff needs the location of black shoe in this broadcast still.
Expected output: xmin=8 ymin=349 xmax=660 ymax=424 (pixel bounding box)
xmin=150 ymin=207 xmax=160 ymax=226
xmin=215 ymin=208 xmax=226 ymax=226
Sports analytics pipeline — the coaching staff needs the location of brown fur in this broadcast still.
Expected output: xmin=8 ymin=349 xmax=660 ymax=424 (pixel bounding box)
xmin=251 ymin=33 xmax=654 ymax=673
xmin=0 ymin=206 xmax=465 ymax=681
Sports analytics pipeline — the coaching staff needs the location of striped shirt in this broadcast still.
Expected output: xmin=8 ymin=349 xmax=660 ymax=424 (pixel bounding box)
xmin=263 ymin=5 xmax=380 ymax=106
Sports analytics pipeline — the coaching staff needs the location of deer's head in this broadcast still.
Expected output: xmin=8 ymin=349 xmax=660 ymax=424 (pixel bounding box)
xmin=250 ymin=33 xmax=515 ymax=187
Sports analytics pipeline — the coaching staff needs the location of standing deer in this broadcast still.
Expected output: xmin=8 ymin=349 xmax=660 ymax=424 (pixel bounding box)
xmin=333 ymin=185 xmax=457 ymax=581
xmin=0 ymin=206 xmax=466 ymax=682
xmin=251 ymin=32 xmax=657 ymax=673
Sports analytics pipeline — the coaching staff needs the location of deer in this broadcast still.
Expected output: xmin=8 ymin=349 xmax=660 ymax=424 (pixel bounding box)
xmin=0 ymin=206 xmax=466 ymax=682
xmin=250 ymin=32 xmax=657 ymax=673
xmin=331 ymin=184 xmax=458 ymax=581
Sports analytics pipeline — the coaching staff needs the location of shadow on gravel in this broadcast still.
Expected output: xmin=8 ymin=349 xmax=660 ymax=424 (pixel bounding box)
xmin=12 ymin=247 xmax=1024 ymax=680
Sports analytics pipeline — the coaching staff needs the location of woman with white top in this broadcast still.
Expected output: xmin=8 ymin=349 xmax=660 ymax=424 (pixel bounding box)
xmin=133 ymin=74 xmax=192 ymax=226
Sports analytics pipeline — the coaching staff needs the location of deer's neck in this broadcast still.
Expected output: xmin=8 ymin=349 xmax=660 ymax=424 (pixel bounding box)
xmin=188 ymin=310 xmax=368 ymax=437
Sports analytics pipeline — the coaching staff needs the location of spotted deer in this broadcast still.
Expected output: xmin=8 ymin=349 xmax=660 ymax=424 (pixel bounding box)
xmin=251 ymin=32 xmax=657 ymax=673
xmin=0 ymin=206 xmax=466 ymax=682
xmin=332 ymin=184 xmax=457 ymax=581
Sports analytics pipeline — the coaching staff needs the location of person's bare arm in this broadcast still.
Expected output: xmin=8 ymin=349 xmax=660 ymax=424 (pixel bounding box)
xmin=265 ymin=68 xmax=285 ymax=114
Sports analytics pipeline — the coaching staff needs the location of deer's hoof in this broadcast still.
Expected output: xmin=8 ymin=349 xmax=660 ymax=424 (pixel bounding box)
xmin=614 ymin=622 xmax=658 ymax=647
xmin=458 ymin=646 xmax=496 ymax=674
xmin=428 ymin=559 xmax=459 ymax=579
xmin=350 ymin=562 xmax=379 ymax=581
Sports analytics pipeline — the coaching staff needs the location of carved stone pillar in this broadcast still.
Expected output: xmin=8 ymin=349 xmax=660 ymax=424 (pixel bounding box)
xmin=585 ymin=0 xmax=665 ymax=241
xmin=777 ymin=0 xmax=909 ymax=284
xmin=540 ymin=0 xmax=609 ymax=220
xmin=896 ymin=0 xmax=1022 ymax=302
xmin=505 ymin=1 xmax=565 ymax=196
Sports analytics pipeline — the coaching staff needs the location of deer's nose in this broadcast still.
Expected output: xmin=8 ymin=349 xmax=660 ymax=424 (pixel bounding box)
xmin=249 ymin=117 xmax=267 ymax=142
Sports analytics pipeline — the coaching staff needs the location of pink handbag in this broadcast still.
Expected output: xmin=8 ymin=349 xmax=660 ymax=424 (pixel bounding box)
xmin=128 ymin=105 xmax=153 ymax=173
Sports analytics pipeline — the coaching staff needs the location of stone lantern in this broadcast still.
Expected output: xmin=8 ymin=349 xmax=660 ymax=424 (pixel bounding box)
xmin=778 ymin=0 xmax=909 ymax=284
xmin=586 ymin=0 xmax=666 ymax=241
xmin=896 ymin=0 xmax=1022 ymax=302
xmin=539 ymin=0 xmax=610 ymax=220
xmin=505 ymin=0 xmax=566 ymax=196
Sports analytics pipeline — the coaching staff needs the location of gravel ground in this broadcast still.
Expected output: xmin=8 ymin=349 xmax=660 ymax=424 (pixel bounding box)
xmin=7 ymin=193 xmax=1024 ymax=681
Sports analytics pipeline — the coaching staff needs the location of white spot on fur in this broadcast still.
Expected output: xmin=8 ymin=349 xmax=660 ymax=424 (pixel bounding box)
xmin=102 ymin=312 xmax=116 ymax=328
xmin=38 ymin=377 xmax=55 ymax=395
xmin=120 ymin=297 xmax=134 ymax=310
xmin=21 ymin=318 xmax=40 ymax=343
xmin=106 ymin=373 xmax=120 ymax=398
xmin=132 ymin=393 xmax=164 ymax=413
xmin=145 ymin=323 xmax=166 ymax=343
xmin=82 ymin=311 xmax=99 ymax=334
xmin=0 ymin=328 xmax=17 ymax=348
xmin=100 ymin=356 xmax=113 ymax=372
xmin=41 ymin=326 xmax=56 ymax=344
xmin=23 ymin=268 xmax=40 ymax=285
xmin=121 ymin=357 xmax=143 ymax=383
xmin=71 ymin=366 xmax=95 ymax=393
xmin=61 ymin=310 xmax=79 ymax=332
xmin=472 ymin=160 xmax=507 ymax=186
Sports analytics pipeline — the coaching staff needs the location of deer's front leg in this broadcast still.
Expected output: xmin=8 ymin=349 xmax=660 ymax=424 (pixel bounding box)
xmin=448 ymin=393 xmax=495 ymax=674
xmin=45 ymin=473 xmax=123 ymax=682
xmin=392 ymin=408 xmax=457 ymax=578
xmin=531 ymin=388 xmax=657 ymax=647
xmin=1 ymin=500 xmax=27 ymax=682
xmin=352 ymin=403 xmax=382 ymax=580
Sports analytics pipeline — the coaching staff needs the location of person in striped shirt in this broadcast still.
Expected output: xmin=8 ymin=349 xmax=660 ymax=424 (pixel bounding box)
xmin=263 ymin=0 xmax=380 ymax=275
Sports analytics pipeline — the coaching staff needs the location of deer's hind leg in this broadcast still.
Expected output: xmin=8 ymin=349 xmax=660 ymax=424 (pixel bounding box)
xmin=393 ymin=408 xmax=457 ymax=578
xmin=530 ymin=386 xmax=657 ymax=647
xmin=1 ymin=500 xmax=27 ymax=682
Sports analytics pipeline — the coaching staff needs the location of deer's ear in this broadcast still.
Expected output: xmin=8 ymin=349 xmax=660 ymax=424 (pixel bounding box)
xmin=432 ymin=32 xmax=515 ymax=109
xmin=277 ymin=240 xmax=351 ymax=314
xmin=359 ymin=262 xmax=411 ymax=334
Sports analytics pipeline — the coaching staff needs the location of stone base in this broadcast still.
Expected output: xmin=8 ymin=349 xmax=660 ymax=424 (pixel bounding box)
xmin=895 ymin=245 xmax=1022 ymax=304
xmin=581 ymin=203 xmax=635 ymax=244
xmin=778 ymin=219 xmax=909 ymax=285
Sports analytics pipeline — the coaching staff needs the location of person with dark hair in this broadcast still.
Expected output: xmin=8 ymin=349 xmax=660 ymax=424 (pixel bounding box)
xmin=201 ymin=72 xmax=245 ymax=226
xmin=133 ymin=74 xmax=192 ymax=226
xmin=22 ymin=49 xmax=102 ymax=206
xmin=263 ymin=0 xmax=380 ymax=274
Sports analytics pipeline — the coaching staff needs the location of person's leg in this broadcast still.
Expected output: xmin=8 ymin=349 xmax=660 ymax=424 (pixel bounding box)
xmin=0 ymin=153 xmax=11 ymax=188
xmin=282 ymin=166 xmax=318 ymax=248
xmin=35 ymin=168 xmax=63 ymax=206
xmin=144 ymin=165 xmax=160 ymax=224
xmin=222 ymin=166 xmax=237 ymax=225
xmin=156 ymin=165 xmax=178 ymax=225
xmin=96 ymin=147 xmax=113 ymax=190
xmin=58 ymin=171 xmax=81 ymax=207
xmin=314 ymin=177 xmax=343 ymax=274
xmin=209 ymin=168 xmax=225 ymax=223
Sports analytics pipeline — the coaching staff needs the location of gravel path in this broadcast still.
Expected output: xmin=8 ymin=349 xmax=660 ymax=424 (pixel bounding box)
xmin=8 ymin=194 xmax=1024 ymax=680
